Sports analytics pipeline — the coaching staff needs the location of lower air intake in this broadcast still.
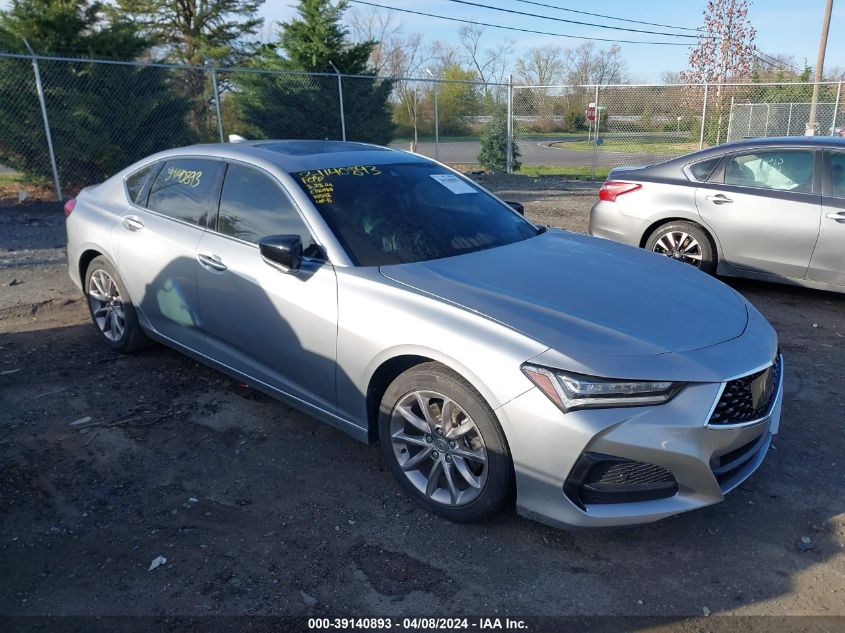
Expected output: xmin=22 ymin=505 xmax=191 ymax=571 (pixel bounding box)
xmin=565 ymin=453 xmax=678 ymax=508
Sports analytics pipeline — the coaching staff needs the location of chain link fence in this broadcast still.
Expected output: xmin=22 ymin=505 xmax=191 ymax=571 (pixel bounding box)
xmin=2 ymin=51 xmax=844 ymax=200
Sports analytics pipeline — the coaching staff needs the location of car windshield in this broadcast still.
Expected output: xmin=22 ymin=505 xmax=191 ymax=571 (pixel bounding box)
xmin=291 ymin=162 xmax=540 ymax=266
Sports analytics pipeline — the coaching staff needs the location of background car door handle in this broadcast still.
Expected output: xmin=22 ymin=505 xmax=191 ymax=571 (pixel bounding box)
xmin=705 ymin=194 xmax=733 ymax=204
xmin=825 ymin=211 xmax=845 ymax=223
xmin=197 ymin=253 xmax=227 ymax=272
xmin=122 ymin=215 xmax=144 ymax=231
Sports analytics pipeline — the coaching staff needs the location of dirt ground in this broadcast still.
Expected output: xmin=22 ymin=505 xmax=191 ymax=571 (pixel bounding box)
xmin=1 ymin=176 xmax=844 ymax=622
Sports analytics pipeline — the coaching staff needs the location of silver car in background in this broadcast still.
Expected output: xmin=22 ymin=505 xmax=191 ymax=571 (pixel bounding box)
xmin=589 ymin=136 xmax=845 ymax=293
xmin=66 ymin=140 xmax=782 ymax=529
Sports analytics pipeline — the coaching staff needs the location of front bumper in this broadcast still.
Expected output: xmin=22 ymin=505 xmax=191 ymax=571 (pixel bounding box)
xmin=497 ymin=357 xmax=783 ymax=529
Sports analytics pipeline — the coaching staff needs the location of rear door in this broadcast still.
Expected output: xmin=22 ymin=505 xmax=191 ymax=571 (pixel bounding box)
xmin=112 ymin=157 xmax=224 ymax=349
xmin=695 ymin=147 xmax=821 ymax=279
xmin=807 ymin=150 xmax=845 ymax=286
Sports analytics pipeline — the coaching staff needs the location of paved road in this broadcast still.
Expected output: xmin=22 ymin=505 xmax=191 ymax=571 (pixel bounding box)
xmin=390 ymin=139 xmax=676 ymax=168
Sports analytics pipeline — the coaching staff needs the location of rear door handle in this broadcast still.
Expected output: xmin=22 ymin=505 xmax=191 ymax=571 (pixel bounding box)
xmin=122 ymin=215 xmax=144 ymax=231
xmin=825 ymin=211 xmax=845 ymax=223
xmin=705 ymin=194 xmax=733 ymax=204
xmin=197 ymin=253 xmax=227 ymax=272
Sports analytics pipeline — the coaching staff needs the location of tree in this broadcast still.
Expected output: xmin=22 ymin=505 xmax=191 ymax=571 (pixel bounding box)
xmin=478 ymin=106 xmax=520 ymax=173
xmin=119 ymin=0 xmax=263 ymax=136
xmin=457 ymin=25 xmax=512 ymax=105
xmin=435 ymin=64 xmax=480 ymax=136
xmin=514 ymin=45 xmax=565 ymax=86
xmin=233 ymin=0 xmax=393 ymax=144
xmin=0 ymin=0 xmax=193 ymax=189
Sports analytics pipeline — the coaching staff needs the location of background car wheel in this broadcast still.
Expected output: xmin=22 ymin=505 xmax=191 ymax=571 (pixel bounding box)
xmin=378 ymin=362 xmax=513 ymax=522
xmin=84 ymin=256 xmax=150 ymax=353
xmin=645 ymin=221 xmax=717 ymax=274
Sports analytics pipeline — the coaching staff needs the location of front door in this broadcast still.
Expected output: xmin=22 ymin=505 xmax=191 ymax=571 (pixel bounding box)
xmin=807 ymin=151 xmax=845 ymax=286
xmin=195 ymin=162 xmax=338 ymax=412
xmin=695 ymin=147 xmax=821 ymax=279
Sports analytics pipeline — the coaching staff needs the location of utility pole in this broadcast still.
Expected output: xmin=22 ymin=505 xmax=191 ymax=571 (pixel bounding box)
xmin=806 ymin=0 xmax=834 ymax=135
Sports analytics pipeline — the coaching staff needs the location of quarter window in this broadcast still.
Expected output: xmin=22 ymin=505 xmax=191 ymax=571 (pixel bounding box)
xmin=723 ymin=150 xmax=814 ymax=193
xmin=688 ymin=157 xmax=721 ymax=181
xmin=125 ymin=162 xmax=157 ymax=204
xmin=217 ymin=164 xmax=315 ymax=250
xmin=147 ymin=158 xmax=222 ymax=226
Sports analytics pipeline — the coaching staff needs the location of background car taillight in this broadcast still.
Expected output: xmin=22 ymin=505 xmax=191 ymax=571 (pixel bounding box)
xmin=598 ymin=181 xmax=642 ymax=202
xmin=63 ymin=198 xmax=76 ymax=217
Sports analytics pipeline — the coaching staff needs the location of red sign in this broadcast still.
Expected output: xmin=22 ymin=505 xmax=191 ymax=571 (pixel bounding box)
xmin=586 ymin=106 xmax=596 ymax=121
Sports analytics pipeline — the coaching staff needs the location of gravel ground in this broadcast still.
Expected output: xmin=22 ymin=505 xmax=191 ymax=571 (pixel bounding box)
xmin=0 ymin=177 xmax=844 ymax=622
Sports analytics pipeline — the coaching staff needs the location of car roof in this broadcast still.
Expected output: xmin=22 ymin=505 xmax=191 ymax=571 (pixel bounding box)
xmin=149 ymin=139 xmax=429 ymax=173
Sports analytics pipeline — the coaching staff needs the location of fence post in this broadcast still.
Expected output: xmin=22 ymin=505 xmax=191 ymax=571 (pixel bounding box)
xmin=23 ymin=40 xmax=62 ymax=201
xmin=831 ymin=81 xmax=842 ymax=134
xmin=433 ymin=80 xmax=440 ymax=161
xmin=699 ymin=83 xmax=708 ymax=150
xmin=209 ymin=62 xmax=224 ymax=143
xmin=329 ymin=62 xmax=346 ymax=141
xmin=787 ymin=102 xmax=794 ymax=135
xmin=506 ymin=75 xmax=513 ymax=174
xmin=747 ymin=104 xmax=753 ymax=137
xmin=726 ymin=96 xmax=735 ymax=141
xmin=592 ymin=84 xmax=599 ymax=181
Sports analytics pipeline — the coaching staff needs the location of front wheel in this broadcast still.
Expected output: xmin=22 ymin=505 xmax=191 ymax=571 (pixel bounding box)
xmin=378 ymin=362 xmax=513 ymax=522
xmin=645 ymin=221 xmax=717 ymax=274
xmin=84 ymin=256 xmax=150 ymax=353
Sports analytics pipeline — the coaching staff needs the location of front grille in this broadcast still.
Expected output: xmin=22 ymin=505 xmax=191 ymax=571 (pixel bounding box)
xmin=709 ymin=356 xmax=781 ymax=425
xmin=564 ymin=453 xmax=678 ymax=507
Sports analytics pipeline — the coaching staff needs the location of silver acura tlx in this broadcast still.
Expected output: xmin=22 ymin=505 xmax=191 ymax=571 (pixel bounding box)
xmin=65 ymin=140 xmax=783 ymax=528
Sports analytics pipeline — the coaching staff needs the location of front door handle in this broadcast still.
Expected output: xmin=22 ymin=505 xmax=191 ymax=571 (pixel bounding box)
xmin=825 ymin=211 xmax=845 ymax=223
xmin=197 ymin=253 xmax=227 ymax=272
xmin=705 ymin=194 xmax=733 ymax=204
xmin=122 ymin=215 xmax=144 ymax=231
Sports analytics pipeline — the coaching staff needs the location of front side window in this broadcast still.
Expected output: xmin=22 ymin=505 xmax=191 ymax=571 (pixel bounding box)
xmin=125 ymin=162 xmax=157 ymax=204
xmin=217 ymin=163 xmax=315 ymax=252
xmin=723 ymin=150 xmax=814 ymax=193
xmin=291 ymin=162 xmax=540 ymax=266
xmin=147 ymin=158 xmax=223 ymax=226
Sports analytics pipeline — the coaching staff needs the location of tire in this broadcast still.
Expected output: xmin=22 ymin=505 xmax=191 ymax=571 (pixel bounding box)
xmin=645 ymin=220 xmax=717 ymax=274
xmin=83 ymin=255 xmax=150 ymax=353
xmin=378 ymin=362 xmax=513 ymax=522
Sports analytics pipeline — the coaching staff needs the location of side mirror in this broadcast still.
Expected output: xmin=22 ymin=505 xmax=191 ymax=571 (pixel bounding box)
xmin=259 ymin=235 xmax=302 ymax=271
xmin=505 ymin=201 xmax=525 ymax=215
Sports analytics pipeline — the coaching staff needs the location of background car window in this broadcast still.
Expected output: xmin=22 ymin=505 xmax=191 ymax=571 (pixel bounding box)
xmin=125 ymin=162 xmax=157 ymax=204
xmin=147 ymin=158 xmax=222 ymax=225
xmin=217 ymin=164 xmax=315 ymax=251
xmin=723 ymin=150 xmax=813 ymax=193
xmin=689 ymin=157 xmax=721 ymax=181
xmin=830 ymin=152 xmax=845 ymax=198
xmin=292 ymin=163 xmax=540 ymax=266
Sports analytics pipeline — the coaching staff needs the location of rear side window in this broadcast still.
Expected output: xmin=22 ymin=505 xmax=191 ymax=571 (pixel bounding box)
xmin=829 ymin=152 xmax=845 ymax=198
xmin=723 ymin=150 xmax=814 ymax=193
xmin=147 ymin=158 xmax=223 ymax=226
xmin=125 ymin=162 xmax=157 ymax=203
xmin=217 ymin=163 xmax=315 ymax=249
xmin=688 ymin=157 xmax=721 ymax=181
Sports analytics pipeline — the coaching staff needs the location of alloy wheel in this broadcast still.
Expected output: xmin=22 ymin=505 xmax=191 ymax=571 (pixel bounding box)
xmin=651 ymin=230 xmax=703 ymax=267
xmin=88 ymin=269 xmax=126 ymax=342
xmin=390 ymin=390 xmax=488 ymax=507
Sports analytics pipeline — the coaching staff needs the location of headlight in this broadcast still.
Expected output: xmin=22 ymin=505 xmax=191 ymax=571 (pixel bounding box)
xmin=521 ymin=364 xmax=685 ymax=413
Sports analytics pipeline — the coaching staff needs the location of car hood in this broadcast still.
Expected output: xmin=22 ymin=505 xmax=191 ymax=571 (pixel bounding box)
xmin=379 ymin=230 xmax=748 ymax=359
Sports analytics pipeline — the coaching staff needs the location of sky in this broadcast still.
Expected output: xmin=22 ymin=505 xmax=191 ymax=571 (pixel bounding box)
xmin=258 ymin=0 xmax=845 ymax=82
xmin=0 ymin=0 xmax=842 ymax=81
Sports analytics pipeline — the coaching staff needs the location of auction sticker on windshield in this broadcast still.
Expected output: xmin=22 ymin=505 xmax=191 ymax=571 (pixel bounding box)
xmin=430 ymin=174 xmax=477 ymax=194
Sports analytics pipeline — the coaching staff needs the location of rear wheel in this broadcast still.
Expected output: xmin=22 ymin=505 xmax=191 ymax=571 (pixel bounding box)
xmin=378 ymin=362 xmax=513 ymax=522
xmin=84 ymin=256 xmax=149 ymax=353
xmin=645 ymin=221 xmax=716 ymax=274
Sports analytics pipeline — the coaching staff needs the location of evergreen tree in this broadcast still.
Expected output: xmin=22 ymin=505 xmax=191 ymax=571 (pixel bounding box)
xmin=0 ymin=0 xmax=194 ymax=189
xmin=478 ymin=107 xmax=520 ymax=173
xmin=233 ymin=0 xmax=393 ymax=144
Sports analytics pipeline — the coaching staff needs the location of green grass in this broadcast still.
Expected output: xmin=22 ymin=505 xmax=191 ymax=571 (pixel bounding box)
xmin=552 ymin=138 xmax=699 ymax=155
xmin=0 ymin=171 xmax=26 ymax=187
xmin=391 ymin=131 xmax=586 ymax=144
xmin=452 ymin=163 xmax=609 ymax=180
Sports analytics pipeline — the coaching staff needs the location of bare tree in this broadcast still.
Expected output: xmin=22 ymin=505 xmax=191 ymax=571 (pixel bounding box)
xmin=384 ymin=33 xmax=431 ymax=151
xmin=347 ymin=7 xmax=403 ymax=74
xmin=514 ymin=45 xmax=565 ymax=86
xmin=458 ymin=25 xmax=513 ymax=86
xmin=563 ymin=43 xmax=626 ymax=85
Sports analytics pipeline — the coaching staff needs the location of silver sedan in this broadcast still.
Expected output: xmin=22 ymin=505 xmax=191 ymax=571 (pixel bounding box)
xmin=589 ymin=136 xmax=845 ymax=293
xmin=65 ymin=140 xmax=782 ymax=528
